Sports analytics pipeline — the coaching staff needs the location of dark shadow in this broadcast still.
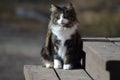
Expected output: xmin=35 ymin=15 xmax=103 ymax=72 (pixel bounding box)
xmin=73 ymin=50 xmax=86 ymax=70
xmin=106 ymin=61 xmax=120 ymax=80
xmin=81 ymin=50 xmax=86 ymax=69
xmin=73 ymin=37 xmax=86 ymax=70
xmin=69 ymin=51 xmax=86 ymax=70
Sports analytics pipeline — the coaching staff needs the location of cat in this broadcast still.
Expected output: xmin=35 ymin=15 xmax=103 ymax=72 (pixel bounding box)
xmin=40 ymin=2 xmax=83 ymax=70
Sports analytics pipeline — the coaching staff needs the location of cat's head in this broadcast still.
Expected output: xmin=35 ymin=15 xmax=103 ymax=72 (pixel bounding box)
xmin=50 ymin=2 xmax=77 ymax=27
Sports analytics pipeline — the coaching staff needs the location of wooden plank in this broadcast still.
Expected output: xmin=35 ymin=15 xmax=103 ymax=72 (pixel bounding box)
xmin=84 ymin=38 xmax=120 ymax=80
xmin=24 ymin=65 xmax=58 ymax=80
xmin=84 ymin=43 xmax=109 ymax=80
xmin=84 ymin=41 xmax=120 ymax=61
xmin=24 ymin=65 xmax=92 ymax=80
xmin=56 ymin=69 xmax=92 ymax=80
xmin=84 ymin=42 xmax=110 ymax=80
xmin=107 ymin=38 xmax=120 ymax=46
xmin=82 ymin=37 xmax=108 ymax=42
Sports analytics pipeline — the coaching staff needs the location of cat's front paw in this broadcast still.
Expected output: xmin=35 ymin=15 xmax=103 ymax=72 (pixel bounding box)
xmin=45 ymin=63 xmax=53 ymax=68
xmin=63 ymin=64 xmax=72 ymax=70
xmin=54 ymin=64 xmax=62 ymax=69
xmin=54 ymin=59 xmax=62 ymax=69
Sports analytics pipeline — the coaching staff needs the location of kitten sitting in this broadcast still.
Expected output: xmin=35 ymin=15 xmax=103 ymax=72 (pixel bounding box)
xmin=40 ymin=2 xmax=83 ymax=70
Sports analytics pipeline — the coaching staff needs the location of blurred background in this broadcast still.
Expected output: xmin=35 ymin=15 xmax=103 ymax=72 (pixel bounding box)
xmin=0 ymin=0 xmax=120 ymax=80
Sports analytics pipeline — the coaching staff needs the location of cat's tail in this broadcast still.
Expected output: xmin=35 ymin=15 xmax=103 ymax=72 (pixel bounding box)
xmin=40 ymin=47 xmax=53 ymax=67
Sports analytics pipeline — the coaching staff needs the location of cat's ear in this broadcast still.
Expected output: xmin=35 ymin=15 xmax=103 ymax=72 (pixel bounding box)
xmin=66 ymin=2 xmax=73 ymax=9
xmin=50 ymin=4 xmax=57 ymax=12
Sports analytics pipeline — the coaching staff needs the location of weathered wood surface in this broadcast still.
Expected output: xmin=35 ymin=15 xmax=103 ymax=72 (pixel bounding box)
xmin=83 ymin=38 xmax=120 ymax=80
xmin=107 ymin=38 xmax=120 ymax=46
xmin=56 ymin=69 xmax=92 ymax=80
xmin=24 ymin=38 xmax=120 ymax=80
xmin=24 ymin=65 xmax=92 ymax=80
xmin=24 ymin=65 xmax=58 ymax=80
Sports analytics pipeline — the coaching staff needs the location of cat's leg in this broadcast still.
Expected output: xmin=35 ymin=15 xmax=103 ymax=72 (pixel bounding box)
xmin=40 ymin=48 xmax=53 ymax=68
xmin=40 ymin=30 xmax=54 ymax=68
xmin=54 ymin=58 xmax=62 ymax=69
xmin=63 ymin=56 xmax=73 ymax=70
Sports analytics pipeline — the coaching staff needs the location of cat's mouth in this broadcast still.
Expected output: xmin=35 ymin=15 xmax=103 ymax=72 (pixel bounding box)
xmin=58 ymin=23 xmax=66 ymax=26
xmin=59 ymin=21 xmax=69 ymax=26
xmin=61 ymin=22 xmax=67 ymax=25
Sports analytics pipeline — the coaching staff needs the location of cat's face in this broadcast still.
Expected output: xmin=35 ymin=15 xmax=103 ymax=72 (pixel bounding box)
xmin=50 ymin=2 xmax=76 ymax=27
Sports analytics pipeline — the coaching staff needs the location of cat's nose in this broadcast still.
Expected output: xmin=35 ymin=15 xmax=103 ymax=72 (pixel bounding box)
xmin=61 ymin=20 xmax=67 ymax=24
xmin=61 ymin=20 xmax=66 ymax=24
xmin=61 ymin=19 xmax=68 ymax=24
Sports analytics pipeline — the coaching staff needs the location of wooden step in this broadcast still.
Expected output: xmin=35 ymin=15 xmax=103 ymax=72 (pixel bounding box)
xmin=83 ymin=38 xmax=120 ymax=80
xmin=24 ymin=65 xmax=92 ymax=80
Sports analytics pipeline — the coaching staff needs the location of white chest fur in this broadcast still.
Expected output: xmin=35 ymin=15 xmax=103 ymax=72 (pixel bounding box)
xmin=51 ymin=25 xmax=77 ymax=42
xmin=50 ymin=25 xmax=78 ymax=59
